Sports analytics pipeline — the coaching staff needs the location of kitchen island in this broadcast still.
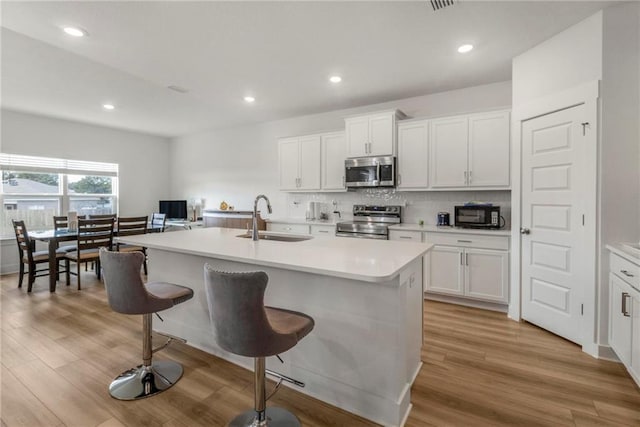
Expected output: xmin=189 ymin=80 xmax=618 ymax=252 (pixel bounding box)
xmin=118 ymin=227 xmax=431 ymax=426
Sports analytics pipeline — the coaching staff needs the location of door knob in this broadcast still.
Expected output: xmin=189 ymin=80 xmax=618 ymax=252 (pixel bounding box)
xmin=520 ymin=227 xmax=531 ymax=235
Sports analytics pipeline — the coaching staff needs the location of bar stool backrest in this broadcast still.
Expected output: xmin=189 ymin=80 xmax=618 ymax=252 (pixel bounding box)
xmin=99 ymin=248 xmax=173 ymax=315
xmin=203 ymin=267 xmax=297 ymax=357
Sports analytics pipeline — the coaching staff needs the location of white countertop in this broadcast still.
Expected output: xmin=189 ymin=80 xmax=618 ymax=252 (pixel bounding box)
xmin=119 ymin=227 xmax=431 ymax=283
xmin=389 ymin=223 xmax=512 ymax=236
xmin=607 ymin=243 xmax=640 ymax=264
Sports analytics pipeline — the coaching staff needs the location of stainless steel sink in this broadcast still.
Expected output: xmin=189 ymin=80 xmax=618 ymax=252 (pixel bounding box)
xmin=236 ymin=232 xmax=313 ymax=242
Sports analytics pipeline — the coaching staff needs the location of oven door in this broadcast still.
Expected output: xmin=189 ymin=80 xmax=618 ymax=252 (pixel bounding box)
xmin=335 ymin=231 xmax=388 ymax=240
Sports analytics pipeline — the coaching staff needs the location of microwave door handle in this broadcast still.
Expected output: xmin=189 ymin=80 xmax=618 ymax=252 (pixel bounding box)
xmin=376 ymin=161 xmax=381 ymax=185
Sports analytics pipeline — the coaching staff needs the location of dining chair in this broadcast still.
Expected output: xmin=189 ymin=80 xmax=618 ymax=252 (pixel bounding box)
xmin=53 ymin=215 xmax=78 ymax=253
xmin=116 ymin=215 xmax=149 ymax=275
xmin=12 ymin=220 xmax=67 ymax=292
xmin=88 ymin=213 xmax=117 ymax=220
xmin=64 ymin=217 xmax=115 ymax=290
xmin=151 ymin=212 xmax=166 ymax=232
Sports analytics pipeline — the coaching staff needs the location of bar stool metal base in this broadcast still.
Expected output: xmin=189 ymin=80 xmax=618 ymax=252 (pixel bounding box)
xmin=109 ymin=360 xmax=183 ymax=400
xmin=229 ymin=407 xmax=301 ymax=427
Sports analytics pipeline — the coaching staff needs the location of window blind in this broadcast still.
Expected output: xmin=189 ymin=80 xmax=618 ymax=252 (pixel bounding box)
xmin=0 ymin=153 xmax=118 ymax=177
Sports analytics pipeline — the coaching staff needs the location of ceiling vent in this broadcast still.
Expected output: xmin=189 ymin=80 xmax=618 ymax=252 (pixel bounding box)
xmin=430 ymin=0 xmax=456 ymax=11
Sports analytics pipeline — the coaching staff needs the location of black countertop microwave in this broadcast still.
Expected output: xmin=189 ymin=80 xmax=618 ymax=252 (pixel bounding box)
xmin=454 ymin=205 xmax=501 ymax=229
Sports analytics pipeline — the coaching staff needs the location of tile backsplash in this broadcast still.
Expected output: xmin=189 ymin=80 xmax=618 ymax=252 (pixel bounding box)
xmin=285 ymin=189 xmax=511 ymax=228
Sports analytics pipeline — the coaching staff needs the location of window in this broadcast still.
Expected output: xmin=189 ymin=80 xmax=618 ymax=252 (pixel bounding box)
xmin=1 ymin=154 xmax=118 ymax=237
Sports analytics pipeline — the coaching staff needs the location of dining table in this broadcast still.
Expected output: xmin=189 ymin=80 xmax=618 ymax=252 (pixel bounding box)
xmin=30 ymin=223 xmax=165 ymax=292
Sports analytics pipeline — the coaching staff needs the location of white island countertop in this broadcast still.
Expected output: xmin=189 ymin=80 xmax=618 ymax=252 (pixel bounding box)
xmin=119 ymin=227 xmax=431 ymax=283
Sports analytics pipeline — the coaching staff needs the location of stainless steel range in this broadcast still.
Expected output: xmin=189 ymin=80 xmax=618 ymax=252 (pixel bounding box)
xmin=335 ymin=205 xmax=401 ymax=240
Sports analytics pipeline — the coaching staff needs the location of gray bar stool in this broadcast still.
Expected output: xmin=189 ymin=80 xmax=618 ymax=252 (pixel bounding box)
xmin=204 ymin=266 xmax=314 ymax=427
xmin=99 ymin=248 xmax=194 ymax=400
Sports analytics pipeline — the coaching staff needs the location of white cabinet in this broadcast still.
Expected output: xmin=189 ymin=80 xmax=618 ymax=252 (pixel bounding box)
xmin=310 ymin=224 xmax=335 ymax=237
xmin=608 ymin=250 xmax=640 ymax=386
xmin=345 ymin=110 xmax=404 ymax=158
xmin=610 ymin=274 xmax=633 ymax=365
xmin=321 ymin=132 xmax=346 ymax=191
xmin=278 ymin=135 xmax=321 ymax=191
xmin=389 ymin=230 xmax=423 ymax=242
xmin=267 ymin=223 xmax=310 ymax=234
xmin=430 ymin=110 xmax=510 ymax=189
xmin=397 ymin=120 xmax=429 ymax=190
xmin=425 ymin=232 xmax=509 ymax=304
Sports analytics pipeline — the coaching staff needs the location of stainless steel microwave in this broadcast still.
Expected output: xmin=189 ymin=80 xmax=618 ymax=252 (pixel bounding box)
xmin=454 ymin=205 xmax=501 ymax=229
xmin=345 ymin=156 xmax=395 ymax=188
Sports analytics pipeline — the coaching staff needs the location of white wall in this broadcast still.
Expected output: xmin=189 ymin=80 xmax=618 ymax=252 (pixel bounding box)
xmin=511 ymin=3 xmax=640 ymax=353
xmin=512 ymin=12 xmax=603 ymax=105
xmin=1 ymin=109 xmax=171 ymax=273
xmin=169 ymin=81 xmax=512 ymax=222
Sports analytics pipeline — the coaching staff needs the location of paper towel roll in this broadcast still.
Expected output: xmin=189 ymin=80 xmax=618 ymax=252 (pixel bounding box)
xmin=68 ymin=211 xmax=78 ymax=231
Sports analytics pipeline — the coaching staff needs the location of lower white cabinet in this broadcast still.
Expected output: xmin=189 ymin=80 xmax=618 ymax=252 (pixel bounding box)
xmin=310 ymin=224 xmax=335 ymax=237
xmin=267 ymin=223 xmax=310 ymax=234
xmin=425 ymin=232 xmax=509 ymax=304
xmin=610 ymin=274 xmax=633 ymax=365
xmin=608 ymin=250 xmax=640 ymax=386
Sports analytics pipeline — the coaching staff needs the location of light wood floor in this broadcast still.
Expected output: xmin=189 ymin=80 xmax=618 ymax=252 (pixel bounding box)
xmin=2 ymin=272 xmax=640 ymax=427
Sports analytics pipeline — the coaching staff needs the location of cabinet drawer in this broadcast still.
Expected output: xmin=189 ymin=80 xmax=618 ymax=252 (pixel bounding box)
xmin=389 ymin=230 xmax=423 ymax=242
xmin=610 ymin=253 xmax=640 ymax=290
xmin=310 ymin=225 xmax=335 ymax=237
xmin=425 ymin=232 xmax=509 ymax=250
xmin=267 ymin=223 xmax=310 ymax=234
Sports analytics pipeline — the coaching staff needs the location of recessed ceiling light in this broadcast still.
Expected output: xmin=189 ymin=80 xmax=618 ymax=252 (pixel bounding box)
xmin=63 ymin=27 xmax=88 ymax=37
xmin=102 ymin=104 xmax=115 ymax=110
xmin=244 ymin=96 xmax=255 ymax=103
xmin=329 ymin=76 xmax=342 ymax=83
xmin=457 ymin=44 xmax=474 ymax=53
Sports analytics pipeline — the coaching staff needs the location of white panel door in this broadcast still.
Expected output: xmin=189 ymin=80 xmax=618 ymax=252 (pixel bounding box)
xmin=369 ymin=113 xmax=394 ymax=156
xmin=521 ymin=104 xmax=587 ymax=345
xmin=321 ymin=133 xmax=346 ymax=190
xmin=468 ymin=111 xmax=510 ymax=187
xmin=278 ymin=138 xmax=299 ymax=190
xmin=397 ymin=121 xmax=429 ymax=189
xmin=465 ymin=248 xmax=508 ymax=303
xmin=425 ymin=245 xmax=464 ymax=296
xmin=430 ymin=116 xmax=468 ymax=188
xmin=345 ymin=117 xmax=369 ymax=157
xmin=298 ymin=135 xmax=321 ymax=190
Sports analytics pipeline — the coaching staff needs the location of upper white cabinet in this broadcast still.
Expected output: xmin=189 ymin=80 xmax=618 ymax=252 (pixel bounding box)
xmin=430 ymin=110 xmax=510 ymax=189
xmin=278 ymin=135 xmax=321 ymax=191
xmin=345 ymin=110 xmax=405 ymax=158
xmin=397 ymin=120 xmax=429 ymax=190
xmin=321 ymin=132 xmax=347 ymax=191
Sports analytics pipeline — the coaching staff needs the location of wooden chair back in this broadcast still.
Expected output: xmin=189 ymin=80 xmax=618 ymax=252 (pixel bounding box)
xmin=53 ymin=216 xmax=68 ymax=230
xmin=77 ymin=218 xmax=115 ymax=252
xmin=88 ymin=214 xmax=117 ymax=220
xmin=117 ymin=216 xmax=148 ymax=237
xmin=151 ymin=213 xmax=166 ymax=232
xmin=12 ymin=220 xmax=34 ymax=264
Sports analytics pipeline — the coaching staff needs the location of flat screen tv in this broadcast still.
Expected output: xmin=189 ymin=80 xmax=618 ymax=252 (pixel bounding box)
xmin=159 ymin=200 xmax=188 ymax=220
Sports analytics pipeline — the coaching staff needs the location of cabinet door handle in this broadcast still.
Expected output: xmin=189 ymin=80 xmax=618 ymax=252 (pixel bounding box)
xmin=469 ymin=170 xmax=472 ymax=184
xmin=400 ymin=236 xmax=413 ymax=239
xmin=464 ymin=171 xmax=467 ymax=184
xmin=318 ymin=230 xmax=329 ymax=234
xmin=621 ymin=269 xmax=635 ymax=277
xmin=622 ymin=292 xmax=631 ymax=317
xmin=460 ymin=252 xmax=464 ymax=265
xmin=457 ymin=239 xmax=472 ymax=243
xmin=465 ymin=253 xmax=469 ymax=266
xmin=397 ymin=174 xmax=401 ymax=185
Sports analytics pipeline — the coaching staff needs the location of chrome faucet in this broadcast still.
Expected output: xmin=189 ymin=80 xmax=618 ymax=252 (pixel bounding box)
xmin=252 ymin=194 xmax=272 ymax=241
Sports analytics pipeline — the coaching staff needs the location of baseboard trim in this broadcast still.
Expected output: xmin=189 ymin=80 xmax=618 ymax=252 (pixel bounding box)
xmin=597 ymin=345 xmax=620 ymax=362
xmin=425 ymin=293 xmax=508 ymax=313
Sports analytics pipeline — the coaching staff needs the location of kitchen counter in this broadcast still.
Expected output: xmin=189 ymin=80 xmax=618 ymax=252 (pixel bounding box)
xmin=606 ymin=243 xmax=640 ymax=264
xmin=119 ymin=227 xmax=428 ymax=283
xmin=117 ymin=227 xmax=429 ymax=426
xmin=389 ymin=223 xmax=511 ymax=236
